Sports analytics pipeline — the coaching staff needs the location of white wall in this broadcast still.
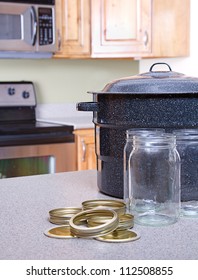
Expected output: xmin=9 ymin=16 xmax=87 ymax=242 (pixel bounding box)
xmin=0 ymin=58 xmax=138 ymax=104
xmin=140 ymin=0 xmax=197 ymax=76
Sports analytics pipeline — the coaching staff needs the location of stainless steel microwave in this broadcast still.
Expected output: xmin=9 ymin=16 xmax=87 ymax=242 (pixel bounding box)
xmin=0 ymin=0 xmax=57 ymax=58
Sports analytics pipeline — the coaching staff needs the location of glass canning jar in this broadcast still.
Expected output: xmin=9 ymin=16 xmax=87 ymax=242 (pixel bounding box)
xmin=173 ymin=129 xmax=198 ymax=217
xmin=123 ymin=128 xmax=165 ymax=211
xmin=128 ymin=133 xmax=180 ymax=226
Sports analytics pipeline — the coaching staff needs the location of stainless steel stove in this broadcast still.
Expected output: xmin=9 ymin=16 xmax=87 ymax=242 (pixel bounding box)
xmin=0 ymin=81 xmax=76 ymax=178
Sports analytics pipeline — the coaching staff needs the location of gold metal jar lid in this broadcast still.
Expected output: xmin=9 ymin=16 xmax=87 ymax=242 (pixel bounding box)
xmin=49 ymin=207 xmax=82 ymax=225
xmin=49 ymin=207 xmax=82 ymax=217
xmin=119 ymin=213 xmax=134 ymax=230
xmin=82 ymin=199 xmax=126 ymax=216
xmin=69 ymin=208 xmax=119 ymax=238
xmin=44 ymin=226 xmax=76 ymax=239
xmin=87 ymin=213 xmax=134 ymax=231
xmin=95 ymin=229 xmax=140 ymax=243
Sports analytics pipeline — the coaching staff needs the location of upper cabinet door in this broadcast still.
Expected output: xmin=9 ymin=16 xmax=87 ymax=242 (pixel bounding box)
xmin=55 ymin=0 xmax=90 ymax=58
xmin=150 ymin=0 xmax=190 ymax=57
xmin=91 ymin=0 xmax=152 ymax=58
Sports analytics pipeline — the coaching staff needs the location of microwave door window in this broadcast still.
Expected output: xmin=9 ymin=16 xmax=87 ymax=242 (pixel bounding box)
xmin=0 ymin=14 xmax=21 ymax=39
xmin=0 ymin=5 xmax=37 ymax=51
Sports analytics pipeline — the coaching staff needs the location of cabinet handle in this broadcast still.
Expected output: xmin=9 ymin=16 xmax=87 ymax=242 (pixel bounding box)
xmin=57 ymin=29 xmax=62 ymax=51
xmin=143 ymin=31 xmax=148 ymax=47
xmin=81 ymin=139 xmax=86 ymax=162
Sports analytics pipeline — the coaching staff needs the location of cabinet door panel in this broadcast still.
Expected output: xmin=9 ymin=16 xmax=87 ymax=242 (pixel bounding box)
xmin=74 ymin=129 xmax=96 ymax=171
xmin=55 ymin=0 xmax=90 ymax=57
xmin=105 ymin=0 xmax=137 ymax=41
xmin=91 ymin=0 xmax=152 ymax=57
xmin=150 ymin=0 xmax=190 ymax=57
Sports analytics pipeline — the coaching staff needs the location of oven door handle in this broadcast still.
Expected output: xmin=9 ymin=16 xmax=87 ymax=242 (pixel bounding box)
xmin=30 ymin=6 xmax=37 ymax=46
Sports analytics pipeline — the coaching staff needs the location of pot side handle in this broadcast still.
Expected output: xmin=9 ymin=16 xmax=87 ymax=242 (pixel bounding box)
xmin=76 ymin=102 xmax=100 ymax=112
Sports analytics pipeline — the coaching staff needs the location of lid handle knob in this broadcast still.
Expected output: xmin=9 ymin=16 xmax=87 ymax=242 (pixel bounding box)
xmin=149 ymin=62 xmax=172 ymax=72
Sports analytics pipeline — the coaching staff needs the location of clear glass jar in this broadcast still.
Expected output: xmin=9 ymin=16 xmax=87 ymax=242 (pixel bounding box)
xmin=173 ymin=129 xmax=198 ymax=217
xmin=129 ymin=133 xmax=180 ymax=226
xmin=123 ymin=128 xmax=165 ymax=211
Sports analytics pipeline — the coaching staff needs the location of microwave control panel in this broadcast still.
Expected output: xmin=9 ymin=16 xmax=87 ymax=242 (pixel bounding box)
xmin=38 ymin=7 xmax=53 ymax=45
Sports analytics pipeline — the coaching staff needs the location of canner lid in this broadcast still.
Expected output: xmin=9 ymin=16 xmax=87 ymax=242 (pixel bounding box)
xmin=94 ymin=62 xmax=198 ymax=95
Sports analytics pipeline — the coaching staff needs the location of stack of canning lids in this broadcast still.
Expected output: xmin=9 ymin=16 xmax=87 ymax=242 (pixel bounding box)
xmin=82 ymin=199 xmax=126 ymax=216
xmin=87 ymin=213 xmax=134 ymax=231
xmin=44 ymin=199 xmax=140 ymax=243
xmin=49 ymin=207 xmax=82 ymax=225
xmin=81 ymin=199 xmax=134 ymax=231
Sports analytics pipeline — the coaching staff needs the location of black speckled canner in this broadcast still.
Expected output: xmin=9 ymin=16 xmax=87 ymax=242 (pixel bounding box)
xmin=77 ymin=63 xmax=198 ymax=201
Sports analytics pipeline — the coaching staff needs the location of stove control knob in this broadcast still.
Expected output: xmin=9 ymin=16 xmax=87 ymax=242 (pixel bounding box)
xmin=22 ymin=91 xmax=30 ymax=99
xmin=8 ymin=87 xmax=15 ymax=95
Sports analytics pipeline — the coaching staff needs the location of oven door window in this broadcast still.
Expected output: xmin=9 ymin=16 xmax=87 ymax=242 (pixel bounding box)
xmin=0 ymin=156 xmax=55 ymax=179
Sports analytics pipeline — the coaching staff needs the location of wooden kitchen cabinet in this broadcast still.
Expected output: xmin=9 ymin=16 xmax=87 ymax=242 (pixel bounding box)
xmin=74 ymin=129 xmax=96 ymax=170
xmin=91 ymin=0 xmax=151 ymax=58
xmin=149 ymin=0 xmax=190 ymax=58
xmin=54 ymin=0 xmax=190 ymax=58
xmin=55 ymin=0 xmax=91 ymax=58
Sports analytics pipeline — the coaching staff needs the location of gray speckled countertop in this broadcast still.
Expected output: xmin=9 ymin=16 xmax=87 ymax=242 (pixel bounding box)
xmin=0 ymin=170 xmax=197 ymax=260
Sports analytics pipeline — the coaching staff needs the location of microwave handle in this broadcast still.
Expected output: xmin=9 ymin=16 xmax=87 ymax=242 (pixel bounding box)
xmin=30 ymin=6 xmax=37 ymax=46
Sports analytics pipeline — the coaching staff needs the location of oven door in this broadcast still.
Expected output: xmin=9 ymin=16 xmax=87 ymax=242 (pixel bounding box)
xmin=0 ymin=142 xmax=76 ymax=179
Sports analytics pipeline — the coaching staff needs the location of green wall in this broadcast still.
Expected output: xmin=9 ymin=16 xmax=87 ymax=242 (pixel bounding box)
xmin=0 ymin=58 xmax=139 ymax=104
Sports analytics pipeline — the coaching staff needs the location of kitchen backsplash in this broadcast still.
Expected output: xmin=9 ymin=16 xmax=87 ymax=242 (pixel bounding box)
xmin=36 ymin=103 xmax=92 ymax=119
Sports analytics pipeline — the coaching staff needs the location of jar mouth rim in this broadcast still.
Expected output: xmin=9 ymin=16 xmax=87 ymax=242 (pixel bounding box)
xmin=126 ymin=128 xmax=165 ymax=137
xmin=173 ymin=129 xmax=198 ymax=138
xmin=133 ymin=133 xmax=175 ymax=140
